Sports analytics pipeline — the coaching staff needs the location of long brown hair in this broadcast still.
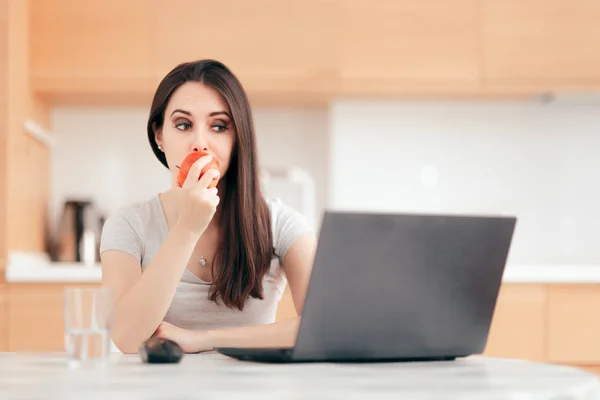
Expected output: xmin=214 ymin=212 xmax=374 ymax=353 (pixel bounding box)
xmin=147 ymin=60 xmax=273 ymax=311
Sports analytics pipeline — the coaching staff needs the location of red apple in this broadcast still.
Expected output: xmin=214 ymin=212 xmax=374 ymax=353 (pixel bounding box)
xmin=177 ymin=150 xmax=220 ymax=188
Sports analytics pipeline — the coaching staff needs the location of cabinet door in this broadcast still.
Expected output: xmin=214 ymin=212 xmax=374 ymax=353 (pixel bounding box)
xmin=154 ymin=0 xmax=337 ymax=104
xmin=0 ymin=285 xmax=7 ymax=352
xmin=30 ymin=0 xmax=156 ymax=99
xmin=339 ymin=0 xmax=481 ymax=95
xmin=483 ymin=284 xmax=547 ymax=362
xmin=8 ymin=283 xmax=99 ymax=352
xmin=483 ymin=0 xmax=600 ymax=85
xmin=547 ymin=285 xmax=600 ymax=364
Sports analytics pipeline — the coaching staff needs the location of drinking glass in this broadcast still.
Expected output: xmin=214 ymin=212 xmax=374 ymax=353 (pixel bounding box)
xmin=63 ymin=287 xmax=114 ymax=368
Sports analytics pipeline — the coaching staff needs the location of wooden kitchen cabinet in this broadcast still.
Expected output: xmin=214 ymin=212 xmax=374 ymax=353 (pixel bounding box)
xmin=4 ymin=279 xmax=600 ymax=373
xmin=577 ymin=366 xmax=600 ymax=376
xmin=281 ymin=281 xmax=599 ymax=370
xmin=0 ymin=2 xmax=8 ymax=277
xmin=338 ymin=0 xmax=482 ymax=96
xmin=0 ymin=285 xmax=7 ymax=351
xmin=5 ymin=281 xmax=292 ymax=352
xmin=547 ymin=284 xmax=600 ymax=364
xmin=482 ymin=0 xmax=600 ymax=88
xmin=153 ymin=0 xmax=338 ymax=105
xmin=8 ymin=283 xmax=99 ymax=352
xmin=483 ymin=284 xmax=547 ymax=362
xmin=30 ymin=0 xmax=156 ymax=103
xmin=481 ymin=283 xmax=600 ymax=376
xmin=2 ymin=0 xmax=52 ymax=265
xmin=4 ymin=281 xmax=292 ymax=353
xmin=29 ymin=0 xmax=600 ymax=104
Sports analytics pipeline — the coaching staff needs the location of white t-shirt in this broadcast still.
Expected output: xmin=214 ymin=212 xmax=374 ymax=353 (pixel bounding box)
xmin=99 ymin=194 xmax=312 ymax=330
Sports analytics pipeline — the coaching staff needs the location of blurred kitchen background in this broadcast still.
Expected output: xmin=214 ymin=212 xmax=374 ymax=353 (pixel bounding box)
xmin=2 ymin=0 xmax=600 ymax=374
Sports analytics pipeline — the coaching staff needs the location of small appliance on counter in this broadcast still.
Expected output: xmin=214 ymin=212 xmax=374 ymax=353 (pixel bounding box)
xmin=260 ymin=166 xmax=317 ymax=231
xmin=53 ymin=199 xmax=105 ymax=266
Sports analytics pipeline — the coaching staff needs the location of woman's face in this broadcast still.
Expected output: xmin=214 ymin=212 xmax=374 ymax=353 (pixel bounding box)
xmin=154 ymin=81 xmax=236 ymax=186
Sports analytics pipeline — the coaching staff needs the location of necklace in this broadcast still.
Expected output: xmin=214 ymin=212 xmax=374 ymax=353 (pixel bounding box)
xmin=199 ymin=256 xmax=209 ymax=268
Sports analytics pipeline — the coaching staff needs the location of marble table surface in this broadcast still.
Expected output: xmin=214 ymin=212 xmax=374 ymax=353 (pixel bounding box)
xmin=1 ymin=352 xmax=599 ymax=399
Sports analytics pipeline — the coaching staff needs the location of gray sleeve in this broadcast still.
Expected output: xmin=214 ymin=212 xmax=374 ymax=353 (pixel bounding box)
xmin=99 ymin=211 xmax=144 ymax=263
xmin=271 ymin=200 xmax=313 ymax=263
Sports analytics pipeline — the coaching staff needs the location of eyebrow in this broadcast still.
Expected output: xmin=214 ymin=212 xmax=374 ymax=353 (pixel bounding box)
xmin=209 ymin=111 xmax=231 ymax=119
xmin=170 ymin=109 xmax=191 ymax=117
xmin=170 ymin=109 xmax=231 ymax=119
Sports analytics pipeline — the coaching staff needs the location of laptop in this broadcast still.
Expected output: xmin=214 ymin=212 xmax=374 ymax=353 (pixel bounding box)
xmin=215 ymin=210 xmax=516 ymax=363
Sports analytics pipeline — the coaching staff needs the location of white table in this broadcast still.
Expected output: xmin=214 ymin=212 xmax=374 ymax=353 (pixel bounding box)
xmin=1 ymin=353 xmax=599 ymax=399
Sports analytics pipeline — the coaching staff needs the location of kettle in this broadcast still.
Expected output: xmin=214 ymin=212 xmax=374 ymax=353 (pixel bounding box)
xmin=53 ymin=199 xmax=104 ymax=266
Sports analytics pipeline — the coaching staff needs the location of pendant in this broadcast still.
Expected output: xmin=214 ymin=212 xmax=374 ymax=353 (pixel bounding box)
xmin=199 ymin=256 xmax=208 ymax=267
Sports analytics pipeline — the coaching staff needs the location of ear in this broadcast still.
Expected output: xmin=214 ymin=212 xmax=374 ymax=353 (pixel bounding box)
xmin=152 ymin=121 xmax=163 ymax=147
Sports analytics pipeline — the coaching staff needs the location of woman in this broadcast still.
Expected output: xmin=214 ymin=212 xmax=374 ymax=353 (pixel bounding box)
xmin=100 ymin=59 xmax=317 ymax=354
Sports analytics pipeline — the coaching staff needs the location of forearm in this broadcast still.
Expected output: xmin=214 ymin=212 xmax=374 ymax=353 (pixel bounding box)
xmin=111 ymin=225 xmax=199 ymax=353
xmin=204 ymin=317 xmax=301 ymax=351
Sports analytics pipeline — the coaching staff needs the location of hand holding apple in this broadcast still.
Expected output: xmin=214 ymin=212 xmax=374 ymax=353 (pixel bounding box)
xmin=174 ymin=152 xmax=221 ymax=236
xmin=177 ymin=150 xmax=220 ymax=188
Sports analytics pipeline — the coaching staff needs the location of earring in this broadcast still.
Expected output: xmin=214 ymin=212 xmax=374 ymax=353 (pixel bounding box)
xmin=158 ymin=144 xmax=163 ymax=152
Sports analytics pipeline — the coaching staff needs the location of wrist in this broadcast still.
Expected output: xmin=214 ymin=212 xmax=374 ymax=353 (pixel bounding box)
xmin=171 ymin=222 xmax=203 ymax=242
xmin=193 ymin=329 xmax=216 ymax=353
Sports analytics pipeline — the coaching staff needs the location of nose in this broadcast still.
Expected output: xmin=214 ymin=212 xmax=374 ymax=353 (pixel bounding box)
xmin=191 ymin=131 xmax=209 ymax=153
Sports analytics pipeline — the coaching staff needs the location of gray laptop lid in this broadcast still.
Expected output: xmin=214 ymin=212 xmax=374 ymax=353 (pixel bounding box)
xmin=293 ymin=211 xmax=516 ymax=361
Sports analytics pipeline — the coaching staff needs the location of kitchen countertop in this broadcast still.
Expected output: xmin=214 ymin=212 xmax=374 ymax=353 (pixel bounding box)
xmin=5 ymin=251 xmax=600 ymax=284
xmin=0 ymin=352 xmax=599 ymax=399
xmin=5 ymin=252 xmax=101 ymax=283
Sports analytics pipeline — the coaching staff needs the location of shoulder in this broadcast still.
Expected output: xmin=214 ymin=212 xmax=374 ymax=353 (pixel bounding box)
xmin=102 ymin=196 xmax=159 ymax=235
xmin=266 ymin=198 xmax=314 ymax=263
xmin=100 ymin=195 xmax=162 ymax=261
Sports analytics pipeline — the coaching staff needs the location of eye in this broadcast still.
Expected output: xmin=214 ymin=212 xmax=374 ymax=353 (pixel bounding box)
xmin=175 ymin=122 xmax=191 ymax=131
xmin=211 ymin=123 xmax=228 ymax=133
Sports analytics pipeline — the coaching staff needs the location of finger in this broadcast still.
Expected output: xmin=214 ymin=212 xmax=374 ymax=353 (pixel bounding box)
xmin=182 ymin=155 xmax=214 ymax=188
xmin=197 ymin=167 xmax=220 ymax=189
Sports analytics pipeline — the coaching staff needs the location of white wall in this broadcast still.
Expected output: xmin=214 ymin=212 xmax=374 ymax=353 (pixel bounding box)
xmin=330 ymin=100 xmax=600 ymax=266
xmin=50 ymin=100 xmax=600 ymax=266
xmin=50 ymin=107 xmax=329 ymax=235
xmin=50 ymin=108 xmax=170 ymax=233
xmin=254 ymin=107 xmax=329 ymax=229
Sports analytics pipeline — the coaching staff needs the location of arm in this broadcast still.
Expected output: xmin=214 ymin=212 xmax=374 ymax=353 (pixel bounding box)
xmin=155 ymin=231 xmax=317 ymax=352
xmin=103 ymin=158 xmax=220 ymax=353
xmin=209 ymin=231 xmax=317 ymax=346
xmin=101 ymin=225 xmax=199 ymax=354
xmin=279 ymin=231 xmax=317 ymax=315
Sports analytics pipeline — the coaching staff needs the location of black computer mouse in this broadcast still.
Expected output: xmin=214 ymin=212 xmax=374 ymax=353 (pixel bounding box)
xmin=139 ymin=337 xmax=184 ymax=364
